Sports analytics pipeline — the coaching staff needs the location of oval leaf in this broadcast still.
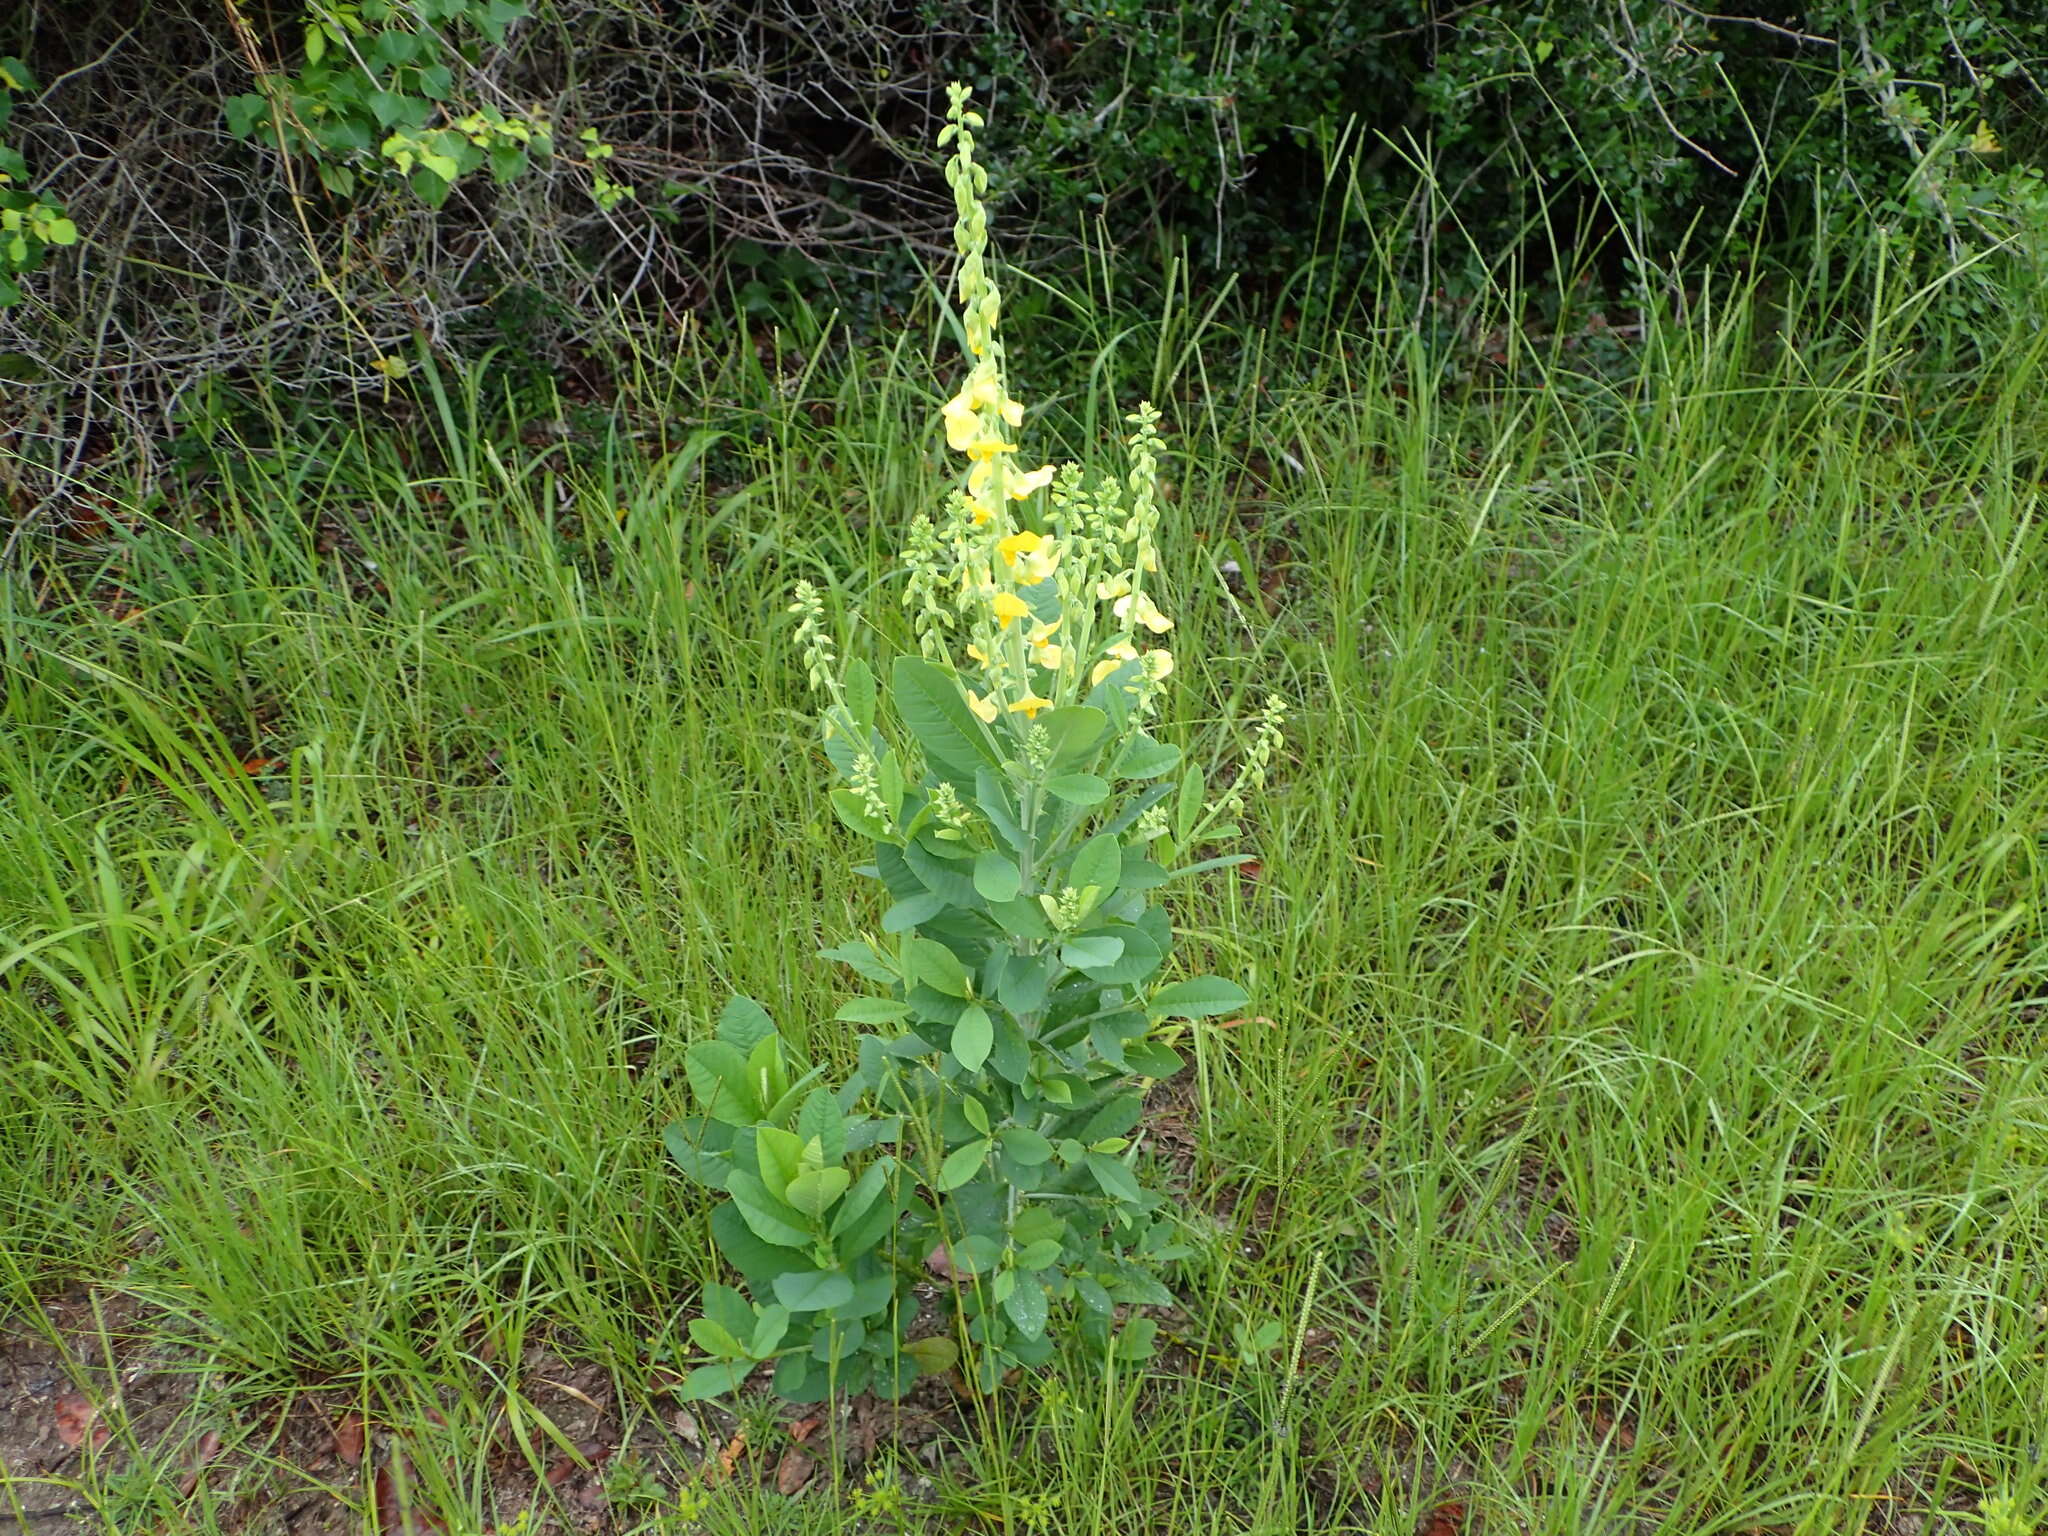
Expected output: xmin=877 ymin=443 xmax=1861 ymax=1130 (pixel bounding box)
xmin=952 ymin=1003 xmax=993 ymax=1073
xmin=1148 ymin=977 xmax=1251 ymax=1018
xmin=1046 ymin=773 xmax=1110 ymax=806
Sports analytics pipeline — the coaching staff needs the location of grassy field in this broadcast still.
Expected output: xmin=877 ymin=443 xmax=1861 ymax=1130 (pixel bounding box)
xmin=4 ymin=266 xmax=2048 ymax=1535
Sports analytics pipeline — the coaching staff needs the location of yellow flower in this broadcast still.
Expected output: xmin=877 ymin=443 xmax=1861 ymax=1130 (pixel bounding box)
xmin=942 ymin=396 xmax=981 ymax=452
xmin=1095 ymin=574 xmax=1131 ymax=602
xmin=1090 ymin=642 xmax=1139 ymax=687
xmin=966 ymin=689 xmax=999 ymax=723
xmin=1007 ymin=692 xmax=1053 ymax=719
xmin=965 ymin=436 xmax=1016 ymax=463
xmin=1008 ymin=465 xmax=1055 ymax=499
xmin=966 ymin=643 xmax=990 ymax=664
xmin=1017 ymin=540 xmax=1061 ymax=584
xmin=1000 ymin=396 xmax=1024 ymax=428
xmin=1114 ymin=591 xmax=1174 ymax=634
xmin=998 ymin=529 xmax=1046 ymax=568
xmin=1143 ymin=648 xmax=1174 ymax=680
xmin=1027 ymin=620 xmax=1063 ymax=671
xmin=1033 ymin=643 xmax=1063 ymax=671
xmin=992 ymin=592 xmax=1032 ymax=629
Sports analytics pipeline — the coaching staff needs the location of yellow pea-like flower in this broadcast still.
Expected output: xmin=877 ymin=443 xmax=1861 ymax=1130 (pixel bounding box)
xmin=1096 ymin=574 xmax=1131 ymax=602
xmin=1032 ymin=643 xmax=1063 ymax=671
xmin=1017 ymin=541 xmax=1061 ymax=584
xmin=992 ymin=592 xmax=1032 ymax=628
xmin=1007 ymin=692 xmax=1053 ymax=719
xmin=1144 ymin=648 xmax=1174 ymax=680
xmin=1008 ymin=465 xmax=1055 ymax=499
xmin=966 ymin=643 xmax=990 ymax=664
xmin=966 ymin=689 xmax=1000 ymax=723
xmin=1090 ymin=642 xmax=1139 ymax=686
xmin=998 ymin=529 xmax=1046 ymax=568
xmin=1114 ymin=591 xmax=1174 ymax=633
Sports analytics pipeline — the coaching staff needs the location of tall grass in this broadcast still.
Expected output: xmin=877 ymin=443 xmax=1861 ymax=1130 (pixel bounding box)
xmin=3 ymin=232 xmax=2046 ymax=1534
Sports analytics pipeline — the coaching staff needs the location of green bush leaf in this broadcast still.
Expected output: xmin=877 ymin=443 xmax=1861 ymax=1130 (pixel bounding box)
xmin=687 ymin=1317 xmax=747 ymax=1358
xmin=784 ymin=1165 xmax=852 ymax=1220
xmin=938 ymin=1138 xmax=989 ymax=1190
xmin=845 ymin=658 xmax=876 ymax=731
xmin=1148 ymin=977 xmax=1249 ymax=1018
xmin=1060 ymin=934 xmax=1125 ymax=970
xmin=678 ymin=1361 xmax=752 ymax=1401
xmin=1112 ymin=732 xmax=1182 ymax=779
xmin=1003 ymin=1275 xmax=1049 ymax=1338
xmin=997 ymin=1126 xmax=1053 ymax=1165
xmin=726 ymin=1170 xmax=812 ymax=1248
xmin=718 ymin=996 xmax=777 ymax=1050
xmin=882 ymin=891 xmax=947 ymax=932
xmin=893 ymin=656 xmax=997 ymax=781
xmin=972 ymin=850 xmax=1022 ymax=902
xmin=1086 ymin=1150 xmax=1143 ymax=1202
xmin=662 ymin=1118 xmax=731 ymax=1189
xmin=1070 ymin=831 xmax=1123 ymax=900
xmin=836 ymin=996 xmax=911 ymax=1024
xmin=904 ymin=936 xmax=971 ymax=998
xmin=1039 ymin=705 xmax=1107 ymax=769
xmin=951 ymin=1002 xmax=993 ymax=1072
xmin=774 ymin=1268 xmax=857 ymax=1312
xmin=1047 ymin=773 xmax=1110 ymax=806
xmin=684 ymin=1040 xmax=760 ymax=1125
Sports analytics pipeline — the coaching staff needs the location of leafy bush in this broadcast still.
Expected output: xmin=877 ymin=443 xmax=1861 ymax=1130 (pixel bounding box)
xmin=664 ymin=86 xmax=1283 ymax=1402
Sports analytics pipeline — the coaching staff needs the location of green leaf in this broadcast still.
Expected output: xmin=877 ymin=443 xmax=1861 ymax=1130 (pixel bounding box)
xmin=1122 ymin=1039 xmax=1185 ymax=1078
xmin=753 ymin=1125 xmax=805 ymax=1200
xmin=1112 ymin=732 xmax=1182 ymax=779
xmin=784 ymin=1165 xmax=852 ymax=1220
xmin=718 ymin=996 xmax=777 ymax=1050
xmin=1174 ymin=764 xmax=1205 ymax=844
xmin=687 ymin=1317 xmax=746 ymax=1358
xmin=893 ymin=656 xmax=997 ymax=781
xmin=882 ymin=891 xmax=946 ymax=932
xmin=489 ymin=143 xmax=527 ymax=184
xmin=996 ymin=1126 xmax=1053 ymax=1166
xmin=662 ymin=1118 xmax=730 ymax=1189
xmin=938 ymin=1138 xmax=989 ymax=1190
xmin=1086 ymin=1150 xmax=1143 ymax=1202
xmin=1148 ymin=977 xmax=1250 ymax=1018
xmin=710 ymin=1203 xmax=811 ymax=1285
xmin=952 ymin=1002 xmax=993 ymax=1073
xmin=995 ymin=951 xmax=1054 ymax=1015
xmin=701 ymin=1282 xmax=754 ymax=1340
xmin=1070 ymin=832 xmax=1123 ymax=900
xmin=1022 ymin=1240 xmax=1067 ymax=1275
xmin=1060 ymin=934 xmax=1124 ymax=970
xmin=903 ymin=1336 xmax=958 ymax=1377
xmin=904 ymin=936 xmax=971 ymax=998
xmin=410 ymin=168 xmax=452 ymax=206
xmin=774 ymin=1268 xmax=857 ymax=1312
xmin=830 ymin=788 xmax=892 ymax=841
xmin=972 ymin=851 xmax=1022 ymax=903
xmin=836 ymin=996 xmax=911 ymax=1024
xmin=845 ymin=658 xmax=876 ymax=731
xmin=684 ymin=1040 xmax=759 ymax=1125
xmin=678 ymin=1361 xmax=752 ymax=1401
xmin=829 ymin=1160 xmax=892 ymax=1241
xmin=727 ymin=1170 xmax=812 ymax=1248
xmin=1046 ymin=773 xmax=1110 ymax=806
xmin=820 ymin=941 xmax=897 ymax=984
xmin=987 ymin=896 xmax=1053 ymax=940
xmin=1039 ymin=705 xmax=1108 ymax=770
xmin=975 ymin=767 xmax=1027 ymax=851
xmin=1003 ymin=1276 xmax=1049 ymax=1338
xmin=751 ymin=1303 xmax=791 ymax=1357
xmin=42 ymin=217 xmax=77 ymax=247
